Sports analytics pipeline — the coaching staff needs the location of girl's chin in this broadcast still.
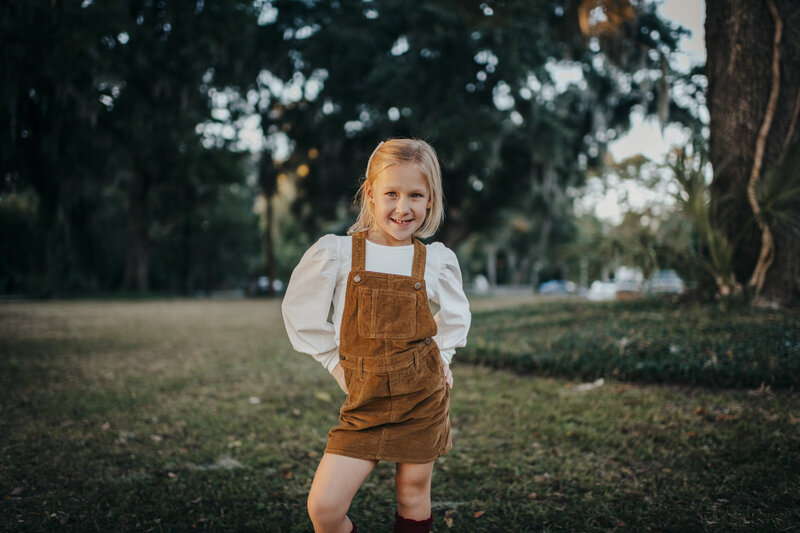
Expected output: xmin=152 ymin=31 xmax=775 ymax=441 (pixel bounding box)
xmin=371 ymin=223 xmax=418 ymax=244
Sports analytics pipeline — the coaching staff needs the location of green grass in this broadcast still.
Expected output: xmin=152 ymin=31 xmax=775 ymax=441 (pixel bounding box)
xmin=1 ymin=299 xmax=799 ymax=531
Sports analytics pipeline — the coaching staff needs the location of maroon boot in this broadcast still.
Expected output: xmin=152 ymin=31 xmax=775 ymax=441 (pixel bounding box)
xmin=393 ymin=511 xmax=433 ymax=533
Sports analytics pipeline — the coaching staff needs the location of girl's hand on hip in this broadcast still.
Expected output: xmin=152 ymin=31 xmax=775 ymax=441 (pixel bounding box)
xmin=331 ymin=362 xmax=348 ymax=394
xmin=443 ymin=362 xmax=453 ymax=390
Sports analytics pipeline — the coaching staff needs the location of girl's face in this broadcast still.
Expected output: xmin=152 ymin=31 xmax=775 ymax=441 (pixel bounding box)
xmin=366 ymin=163 xmax=431 ymax=246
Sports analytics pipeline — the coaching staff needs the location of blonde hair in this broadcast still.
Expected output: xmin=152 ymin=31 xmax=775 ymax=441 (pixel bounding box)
xmin=348 ymin=138 xmax=445 ymax=239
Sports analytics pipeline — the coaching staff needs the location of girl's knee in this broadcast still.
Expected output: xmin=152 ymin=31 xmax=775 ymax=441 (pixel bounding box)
xmin=307 ymin=491 xmax=346 ymax=525
xmin=395 ymin=474 xmax=432 ymax=504
xmin=307 ymin=492 xmax=332 ymax=522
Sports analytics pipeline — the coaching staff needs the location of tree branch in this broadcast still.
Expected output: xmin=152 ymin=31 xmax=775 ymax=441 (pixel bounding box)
xmin=747 ymin=0 xmax=782 ymax=293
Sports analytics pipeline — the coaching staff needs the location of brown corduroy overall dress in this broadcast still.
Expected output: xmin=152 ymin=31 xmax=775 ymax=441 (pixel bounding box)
xmin=325 ymin=231 xmax=452 ymax=464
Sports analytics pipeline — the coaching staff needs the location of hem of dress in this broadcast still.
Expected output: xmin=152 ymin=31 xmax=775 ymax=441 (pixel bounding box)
xmin=324 ymin=444 xmax=451 ymax=464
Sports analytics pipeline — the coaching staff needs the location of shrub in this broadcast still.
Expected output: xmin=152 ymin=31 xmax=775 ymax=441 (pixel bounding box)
xmin=460 ymin=299 xmax=800 ymax=388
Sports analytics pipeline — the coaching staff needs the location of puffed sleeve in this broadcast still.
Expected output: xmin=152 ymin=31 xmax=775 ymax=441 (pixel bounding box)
xmin=429 ymin=243 xmax=471 ymax=365
xmin=281 ymin=234 xmax=340 ymax=373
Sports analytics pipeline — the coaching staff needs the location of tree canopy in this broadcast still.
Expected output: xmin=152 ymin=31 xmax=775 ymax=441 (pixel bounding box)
xmin=1 ymin=0 xmax=712 ymax=296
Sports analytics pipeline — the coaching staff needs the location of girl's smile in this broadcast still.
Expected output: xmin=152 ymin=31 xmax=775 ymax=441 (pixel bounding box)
xmin=367 ymin=163 xmax=431 ymax=246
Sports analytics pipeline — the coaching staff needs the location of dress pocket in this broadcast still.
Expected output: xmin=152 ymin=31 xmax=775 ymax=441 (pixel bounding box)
xmin=357 ymin=288 xmax=417 ymax=339
xmin=417 ymin=347 xmax=444 ymax=383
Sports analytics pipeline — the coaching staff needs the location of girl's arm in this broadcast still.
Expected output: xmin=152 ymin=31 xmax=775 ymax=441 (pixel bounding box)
xmin=281 ymin=235 xmax=341 ymax=373
xmin=429 ymin=243 xmax=472 ymax=366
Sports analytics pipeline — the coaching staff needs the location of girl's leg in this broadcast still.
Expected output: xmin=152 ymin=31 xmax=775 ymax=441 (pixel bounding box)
xmin=307 ymin=453 xmax=377 ymax=533
xmin=394 ymin=461 xmax=434 ymax=520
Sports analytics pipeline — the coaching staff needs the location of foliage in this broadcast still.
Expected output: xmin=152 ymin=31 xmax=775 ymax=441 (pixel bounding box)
xmin=757 ymin=136 xmax=800 ymax=234
xmin=666 ymin=144 xmax=741 ymax=296
xmin=0 ymin=0 xmax=705 ymax=295
xmin=461 ymin=299 xmax=800 ymax=388
xmin=264 ymin=0 xmax=696 ymax=252
xmin=0 ymin=0 xmax=260 ymax=294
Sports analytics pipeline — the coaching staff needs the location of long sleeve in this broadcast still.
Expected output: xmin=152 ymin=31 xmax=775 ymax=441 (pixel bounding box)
xmin=429 ymin=243 xmax=471 ymax=365
xmin=281 ymin=234 xmax=341 ymax=373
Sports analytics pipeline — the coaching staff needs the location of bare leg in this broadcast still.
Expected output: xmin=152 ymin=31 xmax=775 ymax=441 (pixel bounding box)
xmin=394 ymin=461 xmax=434 ymax=521
xmin=307 ymin=453 xmax=377 ymax=533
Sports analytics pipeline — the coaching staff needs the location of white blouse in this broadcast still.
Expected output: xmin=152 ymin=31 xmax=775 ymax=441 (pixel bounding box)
xmin=281 ymin=234 xmax=471 ymax=373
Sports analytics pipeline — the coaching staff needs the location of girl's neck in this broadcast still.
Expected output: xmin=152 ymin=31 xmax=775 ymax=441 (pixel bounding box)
xmin=365 ymin=228 xmax=413 ymax=247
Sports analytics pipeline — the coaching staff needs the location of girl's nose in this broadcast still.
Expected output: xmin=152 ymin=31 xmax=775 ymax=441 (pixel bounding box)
xmin=395 ymin=197 xmax=410 ymax=213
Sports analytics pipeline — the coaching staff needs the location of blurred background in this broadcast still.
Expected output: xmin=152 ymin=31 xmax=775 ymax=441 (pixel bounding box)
xmin=2 ymin=0 xmax=798 ymax=306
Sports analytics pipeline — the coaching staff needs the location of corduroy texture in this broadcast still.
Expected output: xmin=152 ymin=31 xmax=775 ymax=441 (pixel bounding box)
xmin=325 ymin=231 xmax=452 ymax=463
xmin=393 ymin=511 xmax=434 ymax=533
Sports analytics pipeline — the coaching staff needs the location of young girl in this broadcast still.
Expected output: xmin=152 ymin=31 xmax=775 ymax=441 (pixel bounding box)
xmin=282 ymin=138 xmax=471 ymax=532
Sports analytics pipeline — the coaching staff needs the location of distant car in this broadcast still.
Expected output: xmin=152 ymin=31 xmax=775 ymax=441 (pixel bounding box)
xmin=586 ymin=281 xmax=618 ymax=301
xmin=252 ymin=276 xmax=284 ymax=295
xmin=538 ymin=280 xmax=576 ymax=295
xmin=472 ymin=274 xmax=490 ymax=294
xmin=645 ymin=269 xmax=684 ymax=295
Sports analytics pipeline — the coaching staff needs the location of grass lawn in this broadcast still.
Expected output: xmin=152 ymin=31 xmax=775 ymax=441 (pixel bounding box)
xmin=1 ymin=298 xmax=799 ymax=532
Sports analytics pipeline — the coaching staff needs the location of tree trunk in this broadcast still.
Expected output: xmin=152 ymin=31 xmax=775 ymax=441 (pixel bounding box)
xmin=259 ymin=151 xmax=276 ymax=296
xmin=122 ymin=171 xmax=149 ymax=292
xmin=705 ymin=0 xmax=800 ymax=306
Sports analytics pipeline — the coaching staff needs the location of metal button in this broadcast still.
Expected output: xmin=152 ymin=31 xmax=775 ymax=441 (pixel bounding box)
xmin=413 ymin=282 xmax=422 ymax=290
xmin=353 ymin=275 xmax=362 ymax=283
xmin=424 ymin=337 xmax=432 ymax=345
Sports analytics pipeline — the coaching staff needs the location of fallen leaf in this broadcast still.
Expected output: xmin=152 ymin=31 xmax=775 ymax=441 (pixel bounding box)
xmin=748 ymin=383 xmax=773 ymax=398
xmin=11 ymin=487 xmax=23 ymax=495
xmin=248 ymin=396 xmax=261 ymax=405
xmin=473 ymin=510 xmax=485 ymax=518
xmin=694 ymin=407 xmax=705 ymax=416
xmin=314 ymin=391 xmax=332 ymax=403
xmin=573 ymin=378 xmax=604 ymax=392
xmin=283 ymin=470 xmax=293 ymax=480
xmin=227 ymin=440 xmax=242 ymax=448
xmin=528 ymin=492 xmax=538 ymax=499
xmin=687 ymin=431 xmax=696 ymax=437
xmin=444 ymin=517 xmax=454 ymax=528
xmin=150 ymin=434 xmax=163 ymax=443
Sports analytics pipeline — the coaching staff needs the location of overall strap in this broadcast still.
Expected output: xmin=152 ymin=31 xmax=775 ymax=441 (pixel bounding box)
xmin=351 ymin=231 xmax=367 ymax=270
xmin=412 ymin=238 xmax=427 ymax=279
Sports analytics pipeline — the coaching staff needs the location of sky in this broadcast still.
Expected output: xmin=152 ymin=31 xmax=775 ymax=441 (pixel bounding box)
xmin=585 ymin=0 xmax=706 ymax=222
xmin=608 ymin=0 xmax=706 ymax=162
